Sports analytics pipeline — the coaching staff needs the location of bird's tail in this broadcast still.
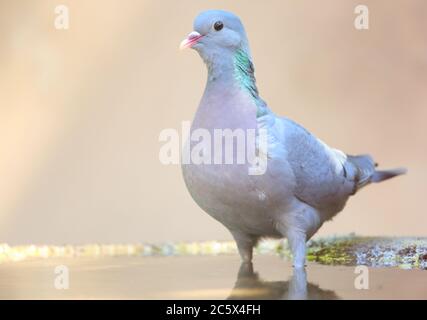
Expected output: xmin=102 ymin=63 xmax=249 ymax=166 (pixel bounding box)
xmin=347 ymin=154 xmax=407 ymax=193
xmin=371 ymin=167 xmax=408 ymax=183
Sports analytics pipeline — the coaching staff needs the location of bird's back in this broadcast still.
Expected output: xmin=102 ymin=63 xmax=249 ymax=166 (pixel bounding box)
xmin=276 ymin=116 xmax=354 ymax=216
xmin=276 ymin=115 xmax=405 ymax=218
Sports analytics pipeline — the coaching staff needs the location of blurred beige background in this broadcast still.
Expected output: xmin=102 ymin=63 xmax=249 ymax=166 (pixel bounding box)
xmin=0 ymin=0 xmax=426 ymax=245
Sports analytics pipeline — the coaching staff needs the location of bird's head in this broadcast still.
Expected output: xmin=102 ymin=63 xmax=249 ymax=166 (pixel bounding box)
xmin=180 ymin=10 xmax=251 ymax=64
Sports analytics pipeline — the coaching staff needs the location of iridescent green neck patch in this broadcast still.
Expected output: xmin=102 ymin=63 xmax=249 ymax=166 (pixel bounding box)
xmin=233 ymin=49 xmax=268 ymax=118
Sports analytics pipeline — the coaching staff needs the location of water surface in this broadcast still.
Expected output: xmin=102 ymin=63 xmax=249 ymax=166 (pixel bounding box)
xmin=0 ymin=255 xmax=425 ymax=299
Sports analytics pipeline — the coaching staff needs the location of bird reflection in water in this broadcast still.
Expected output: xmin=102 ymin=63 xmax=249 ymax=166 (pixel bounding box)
xmin=228 ymin=263 xmax=339 ymax=300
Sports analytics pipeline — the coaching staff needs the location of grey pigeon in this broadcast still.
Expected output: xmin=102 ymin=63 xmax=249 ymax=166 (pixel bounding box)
xmin=180 ymin=10 xmax=406 ymax=268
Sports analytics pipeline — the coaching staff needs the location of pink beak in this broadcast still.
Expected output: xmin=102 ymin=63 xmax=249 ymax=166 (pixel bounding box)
xmin=180 ymin=31 xmax=204 ymax=50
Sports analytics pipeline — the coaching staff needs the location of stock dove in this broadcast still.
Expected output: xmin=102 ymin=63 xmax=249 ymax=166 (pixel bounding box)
xmin=180 ymin=10 xmax=406 ymax=268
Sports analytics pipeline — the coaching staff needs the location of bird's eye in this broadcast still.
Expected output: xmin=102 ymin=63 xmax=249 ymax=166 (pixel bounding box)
xmin=214 ymin=21 xmax=224 ymax=31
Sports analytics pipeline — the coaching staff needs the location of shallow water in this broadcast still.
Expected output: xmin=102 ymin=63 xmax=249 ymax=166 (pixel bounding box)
xmin=0 ymin=254 xmax=426 ymax=299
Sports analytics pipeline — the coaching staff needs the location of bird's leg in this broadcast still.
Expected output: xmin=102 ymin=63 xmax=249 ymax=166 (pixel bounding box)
xmin=230 ymin=231 xmax=257 ymax=263
xmin=277 ymin=204 xmax=319 ymax=269
xmin=235 ymin=262 xmax=258 ymax=287
xmin=287 ymin=267 xmax=308 ymax=300
xmin=287 ymin=229 xmax=307 ymax=269
xmin=237 ymin=261 xmax=255 ymax=278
